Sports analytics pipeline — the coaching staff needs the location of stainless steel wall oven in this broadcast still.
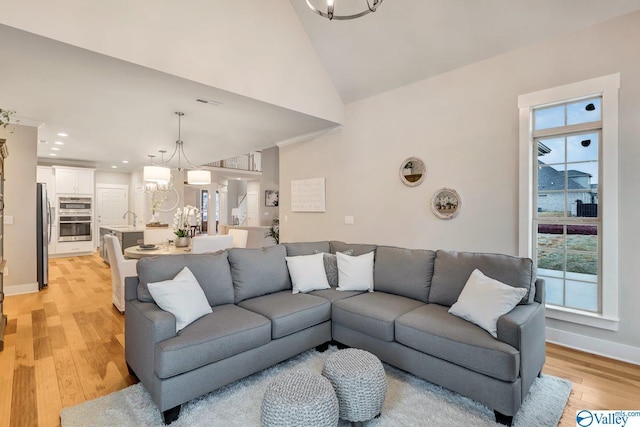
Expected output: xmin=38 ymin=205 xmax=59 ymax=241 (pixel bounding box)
xmin=58 ymin=197 xmax=92 ymax=242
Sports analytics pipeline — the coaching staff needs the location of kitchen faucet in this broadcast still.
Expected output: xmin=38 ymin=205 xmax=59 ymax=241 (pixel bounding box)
xmin=123 ymin=210 xmax=137 ymax=227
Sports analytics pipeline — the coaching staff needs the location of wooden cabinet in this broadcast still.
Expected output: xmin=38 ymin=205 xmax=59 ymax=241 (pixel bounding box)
xmin=54 ymin=166 xmax=94 ymax=195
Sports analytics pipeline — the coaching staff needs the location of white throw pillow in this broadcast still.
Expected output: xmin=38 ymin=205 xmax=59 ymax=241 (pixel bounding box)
xmin=147 ymin=266 xmax=213 ymax=332
xmin=336 ymin=251 xmax=374 ymax=292
xmin=449 ymin=269 xmax=527 ymax=338
xmin=285 ymin=252 xmax=331 ymax=294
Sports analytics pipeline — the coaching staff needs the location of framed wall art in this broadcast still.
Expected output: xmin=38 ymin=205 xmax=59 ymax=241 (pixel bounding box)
xmin=265 ymin=190 xmax=279 ymax=207
xmin=431 ymin=188 xmax=461 ymax=219
xmin=291 ymin=177 xmax=326 ymax=212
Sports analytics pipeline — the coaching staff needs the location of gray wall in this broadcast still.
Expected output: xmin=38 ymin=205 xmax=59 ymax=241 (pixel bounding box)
xmin=280 ymin=11 xmax=640 ymax=350
xmin=2 ymin=124 xmax=37 ymax=291
xmin=257 ymin=147 xmax=280 ymax=226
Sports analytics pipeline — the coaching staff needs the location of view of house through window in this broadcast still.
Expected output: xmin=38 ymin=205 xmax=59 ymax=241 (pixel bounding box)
xmin=533 ymin=97 xmax=602 ymax=312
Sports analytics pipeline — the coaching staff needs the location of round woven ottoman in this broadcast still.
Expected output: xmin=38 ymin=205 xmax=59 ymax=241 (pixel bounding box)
xmin=261 ymin=370 xmax=339 ymax=427
xmin=322 ymin=349 xmax=387 ymax=426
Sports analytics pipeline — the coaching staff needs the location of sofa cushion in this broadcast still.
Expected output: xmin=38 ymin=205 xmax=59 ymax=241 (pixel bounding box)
xmin=283 ymin=241 xmax=330 ymax=256
xmin=429 ymin=250 xmax=535 ymax=306
xmin=314 ymin=249 xmax=354 ymax=287
xmin=154 ymin=304 xmax=271 ymax=379
xmin=137 ymin=253 xmax=235 ymax=306
xmin=373 ymin=246 xmax=435 ymax=303
xmin=228 ymin=245 xmax=292 ymax=303
xmin=330 ymin=241 xmax=377 ymax=256
xmin=238 ymin=291 xmax=331 ymax=339
xmin=147 ymin=266 xmax=213 ymax=332
xmin=395 ymin=304 xmax=520 ymax=382
xmin=332 ymin=292 xmax=424 ymax=342
xmin=337 ymin=251 xmax=374 ymax=292
xmin=309 ymin=288 xmax=363 ymax=303
xmin=449 ymin=269 xmax=528 ymax=338
xmin=285 ymin=253 xmax=331 ymax=294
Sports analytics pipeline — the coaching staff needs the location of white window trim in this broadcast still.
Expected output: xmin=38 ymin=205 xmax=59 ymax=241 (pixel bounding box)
xmin=518 ymin=73 xmax=620 ymax=331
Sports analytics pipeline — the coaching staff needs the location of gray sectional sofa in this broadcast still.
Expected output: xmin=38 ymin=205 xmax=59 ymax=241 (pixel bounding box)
xmin=124 ymin=241 xmax=545 ymax=425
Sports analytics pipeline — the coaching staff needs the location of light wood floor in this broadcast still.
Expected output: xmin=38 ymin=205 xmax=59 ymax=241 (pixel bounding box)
xmin=0 ymin=252 xmax=638 ymax=426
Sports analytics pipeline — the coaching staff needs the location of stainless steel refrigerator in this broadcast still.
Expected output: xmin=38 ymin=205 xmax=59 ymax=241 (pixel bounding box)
xmin=36 ymin=183 xmax=50 ymax=289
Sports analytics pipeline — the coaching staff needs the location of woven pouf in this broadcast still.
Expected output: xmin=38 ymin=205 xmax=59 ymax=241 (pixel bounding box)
xmin=261 ymin=370 xmax=339 ymax=427
xmin=322 ymin=349 xmax=387 ymax=425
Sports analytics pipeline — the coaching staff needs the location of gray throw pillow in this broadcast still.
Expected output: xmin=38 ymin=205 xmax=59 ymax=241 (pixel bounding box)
xmin=314 ymin=249 xmax=354 ymax=287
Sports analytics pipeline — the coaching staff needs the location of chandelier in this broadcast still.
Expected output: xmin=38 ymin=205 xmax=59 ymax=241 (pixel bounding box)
xmin=305 ymin=0 xmax=383 ymax=20
xmin=143 ymin=112 xmax=212 ymax=191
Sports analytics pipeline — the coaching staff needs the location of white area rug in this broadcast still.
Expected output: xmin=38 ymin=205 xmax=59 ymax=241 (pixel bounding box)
xmin=61 ymin=347 xmax=571 ymax=427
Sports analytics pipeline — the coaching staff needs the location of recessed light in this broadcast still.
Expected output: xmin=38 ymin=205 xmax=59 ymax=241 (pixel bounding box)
xmin=111 ymin=165 xmax=118 ymax=169
xmin=49 ymin=153 xmax=57 ymax=157
xmin=57 ymin=133 xmax=68 ymax=137
xmin=54 ymin=141 xmax=64 ymax=145
xmin=51 ymin=147 xmax=60 ymax=151
xmin=122 ymin=160 xmax=129 ymax=164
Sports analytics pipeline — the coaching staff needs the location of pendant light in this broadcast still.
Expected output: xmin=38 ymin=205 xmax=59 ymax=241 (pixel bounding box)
xmin=306 ymin=0 xmax=383 ymax=20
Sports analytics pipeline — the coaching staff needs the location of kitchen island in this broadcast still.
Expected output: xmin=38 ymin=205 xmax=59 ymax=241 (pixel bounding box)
xmin=99 ymin=226 xmax=145 ymax=264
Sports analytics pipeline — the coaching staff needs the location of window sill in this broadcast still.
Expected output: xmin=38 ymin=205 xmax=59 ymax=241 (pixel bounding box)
xmin=545 ymin=305 xmax=619 ymax=331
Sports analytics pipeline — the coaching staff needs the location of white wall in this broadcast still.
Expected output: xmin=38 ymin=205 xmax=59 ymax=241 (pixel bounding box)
xmin=95 ymin=170 xmax=130 ymax=187
xmin=2 ymin=124 xmax=37 ymax=292
xmin=0 ymin=0 xmax=344 ymax=125
xmin=280 ymin=11 xmax=640 ymax=352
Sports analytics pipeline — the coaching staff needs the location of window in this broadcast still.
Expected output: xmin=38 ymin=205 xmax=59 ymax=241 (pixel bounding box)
xmin=518 ymin=74 xmax=620 ymax=331
xmin=533 ymin=98 xmax=601 ymax=312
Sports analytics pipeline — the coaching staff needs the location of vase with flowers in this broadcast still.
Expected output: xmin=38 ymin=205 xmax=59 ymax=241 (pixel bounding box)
xmin=173 ymin=205 xmax=201 ymax=247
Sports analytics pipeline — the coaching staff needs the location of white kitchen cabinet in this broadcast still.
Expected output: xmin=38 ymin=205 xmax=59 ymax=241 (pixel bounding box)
xmin=36 ymin=166 xmax=56 ymax=195
xmin=48 ymin=225 xmax=57 ymax=255
xmin=56 ymin=240 xmax=94 ymax=255
xmin=54 ymin=166 xmax=95 ymax=195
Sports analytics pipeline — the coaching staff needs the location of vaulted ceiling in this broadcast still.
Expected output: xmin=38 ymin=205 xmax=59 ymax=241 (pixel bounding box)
xmin=1 ymin=0 xmax=639 ymax=170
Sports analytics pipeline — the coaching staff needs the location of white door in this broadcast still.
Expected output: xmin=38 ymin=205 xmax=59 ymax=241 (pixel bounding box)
xmin=97 ymin=185 xmax=129 ymax=228
xmin=247 ymin=191 xmax=259 ymax=226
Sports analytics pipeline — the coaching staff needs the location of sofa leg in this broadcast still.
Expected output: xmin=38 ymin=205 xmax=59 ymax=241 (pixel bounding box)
xmin=163 ymin=405 xmax=181 ymax=424
xmin=494 ymin=410 xmax=513 ymax=426
xmin=126 ymin=363 xmax=138 ymax=380
xmin=315 ymin=342 xmax=330 ymax=352
xmin=332 ymin=340 xmax=349 ymax=350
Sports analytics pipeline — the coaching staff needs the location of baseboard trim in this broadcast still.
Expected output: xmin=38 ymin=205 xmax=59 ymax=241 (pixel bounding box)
xmin=546 ymin=326 xmax=640 ymax=365
xmin=4 ymin=282 xmax=39 ymax=296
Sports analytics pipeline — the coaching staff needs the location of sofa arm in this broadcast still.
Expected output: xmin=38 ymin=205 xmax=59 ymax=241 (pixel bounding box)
xmin=496 ymin=302 xmax=546 ymax=398
xmin=534 ymin=278 xmax=545 ymax=304
xmin=125 ymin=276 xmax=139 ymax=302
xmin=125 ymin=298 xmax=177 ymax=386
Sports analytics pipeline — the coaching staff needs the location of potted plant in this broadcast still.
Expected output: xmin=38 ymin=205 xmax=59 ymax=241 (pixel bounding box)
xmin=0 ymin=109 xmax=16 ymax=133
xmin=403 ymin=161 xmax=413 ymax=176
xmin=265 ymin=217 xmax=279 ymax=244
xmin=173 ymin=205 xmax=201 ymax=247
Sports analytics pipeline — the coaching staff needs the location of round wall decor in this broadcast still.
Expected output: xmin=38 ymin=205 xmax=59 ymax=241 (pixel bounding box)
xmin=399 ymin=157 xmax=427 ymax=187
xmin=431 ymin=188 xmax=461 ymax=219
xmin=152 ymin=187 xmax=180 ymax=212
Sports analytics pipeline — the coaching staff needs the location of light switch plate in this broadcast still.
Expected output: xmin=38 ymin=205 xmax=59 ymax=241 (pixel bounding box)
xmin=4 ymin=215 xmax=13 ymax=225
xmin=345 ymin=216 xmax=354 ymax=225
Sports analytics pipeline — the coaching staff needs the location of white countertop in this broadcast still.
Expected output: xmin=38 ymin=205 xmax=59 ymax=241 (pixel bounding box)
xmin=99 ymin=225 xmax=146 ymax=233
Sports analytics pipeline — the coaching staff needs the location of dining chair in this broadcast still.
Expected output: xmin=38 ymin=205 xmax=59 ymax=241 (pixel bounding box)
xmin=104 ymin=234 xmax=138 ymax=313
xmin=191 ymin=235 xmax=234 ymax=254
xmin=228 ymin=229 xmax=249 ymax=248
